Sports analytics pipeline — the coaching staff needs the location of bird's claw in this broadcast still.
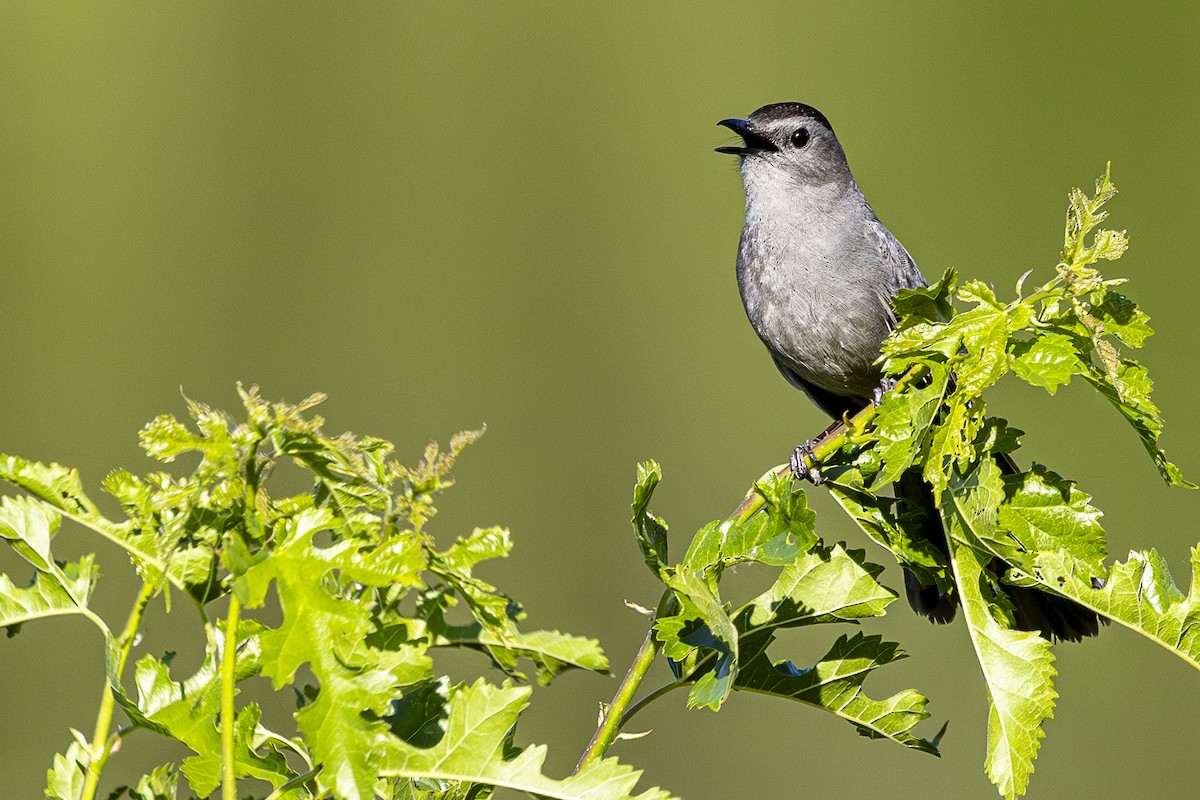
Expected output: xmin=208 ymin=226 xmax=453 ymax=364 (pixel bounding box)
xmin=872 ymin=376 xmax=898 ymax=407
xmin=790 ymin=440 xmax=825 ymax=485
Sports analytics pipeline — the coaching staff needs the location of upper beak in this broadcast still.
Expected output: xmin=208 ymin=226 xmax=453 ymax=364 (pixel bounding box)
xmin=715 ymin=118 xmax=778 ymax=155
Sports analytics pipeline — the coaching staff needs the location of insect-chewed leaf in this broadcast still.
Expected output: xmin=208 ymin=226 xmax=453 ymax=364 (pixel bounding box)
xmin=378 ymin=679 xmax=678 ymax=800
xmin=1029 ymin=547 xmax=1200 ymax=670
xmin=0 ymin=455 xmax=99 ymax=518
xmin=0 ymin=558 xmax=97 ymax=631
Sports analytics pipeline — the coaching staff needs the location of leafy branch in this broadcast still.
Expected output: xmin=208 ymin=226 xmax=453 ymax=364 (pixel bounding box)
xmin=3 ymin=168 xmax=1197 ymax=800
xmin=578 ymin=168 xmax=1198 ymax=800
xmin=4 ymin=390 xmax=651 ymax=800
xmin=801 ymin=167 xmax=1197 ymax=798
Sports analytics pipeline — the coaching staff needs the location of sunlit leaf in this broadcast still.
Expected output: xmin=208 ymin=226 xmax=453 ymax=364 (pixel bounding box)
xmin=378 ymin=680 xmax=677 ymax=800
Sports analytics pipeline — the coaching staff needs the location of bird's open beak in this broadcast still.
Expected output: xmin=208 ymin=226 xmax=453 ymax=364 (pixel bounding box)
xmin=715 ymin=118 xmax=778 ymax=155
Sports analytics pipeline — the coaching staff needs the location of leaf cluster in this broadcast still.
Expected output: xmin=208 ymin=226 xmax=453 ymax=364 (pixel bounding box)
xmin=630 ymin=463 xmax=945 ymax=754
xmin=1 ymin=389 xmax=675 ymax=800
xmin=807 ymin=168 xmax=1199 ymax=798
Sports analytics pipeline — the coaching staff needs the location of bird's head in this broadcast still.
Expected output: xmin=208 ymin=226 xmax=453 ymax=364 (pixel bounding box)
xmin=717 ymin=102 xmax=851 ymax=188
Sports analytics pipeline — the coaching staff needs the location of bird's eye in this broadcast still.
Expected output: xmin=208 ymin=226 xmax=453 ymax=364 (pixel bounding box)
xmin=790 ymin=127 xmax=811 ymax=148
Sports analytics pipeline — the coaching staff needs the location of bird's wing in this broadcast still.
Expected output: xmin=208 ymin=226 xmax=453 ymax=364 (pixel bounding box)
xmin=867 ymin=217 xmax=927 ymax=291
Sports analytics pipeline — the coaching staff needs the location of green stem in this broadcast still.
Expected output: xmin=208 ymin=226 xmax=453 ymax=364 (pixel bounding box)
xmin=263 ymin=767 xmax=319 ymax=800
xmin=617 ymin=679 xmax=685 ymax=728
xmin=221 ymin=594 xmax=242 ymax=800
xmin=80 ymin=579 xmax=156 ymax=800
xmin=575 ymin=620 xmax=663 ymax=772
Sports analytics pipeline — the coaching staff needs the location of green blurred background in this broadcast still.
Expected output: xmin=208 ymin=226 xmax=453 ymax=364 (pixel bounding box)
xmin=2 ymin=3 xmax=1198 ymax=798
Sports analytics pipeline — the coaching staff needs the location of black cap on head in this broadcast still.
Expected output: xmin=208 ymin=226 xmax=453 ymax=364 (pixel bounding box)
xmin=747 ymin=102 xmax=834 ymax=134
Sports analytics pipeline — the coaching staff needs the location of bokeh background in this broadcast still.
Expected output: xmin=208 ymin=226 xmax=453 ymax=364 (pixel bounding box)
xmin=2 ymin=3 xmax=1198 ymax=798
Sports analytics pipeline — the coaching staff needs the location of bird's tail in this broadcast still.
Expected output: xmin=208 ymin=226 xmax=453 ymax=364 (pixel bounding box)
xmin=894 ymin=458 xmax=1102 ymax=642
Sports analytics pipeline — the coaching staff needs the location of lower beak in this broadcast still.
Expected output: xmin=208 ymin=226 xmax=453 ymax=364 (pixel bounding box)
xmin=715 ymin=118 xmax=778 ymax=155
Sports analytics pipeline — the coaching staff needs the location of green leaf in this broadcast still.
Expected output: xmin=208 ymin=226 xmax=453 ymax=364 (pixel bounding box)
xmin=0 ymin=560 xmax=97 ymax=631
xmin=122 ymin=623 xmax=296 ymax=798
xmin=967 ymin=487 xmax=1200 ymax=671
xmin=378 ymin=679 xmax=677 ymax=800
xmin=242 ymin=509 xmax=410 ymax=800
xmin=681 ymin=470 xmax=816 ymax=574
xmin=995 ymin=466 xmax=1108 ymax=577
xmin=341 ymin=528 xmax=429 ymax=588
xmin=865 ymin=362 xmax=950 ymax=488
xmin=826 ymin=468 xmax=953 ymax=597
xmin=943 ymin=461 xmax=1057 ymax=800
xmin=882 ymin=299 xmax=1013 ymax=398
xmin=891 ymin=268 xmax=958 ymax=324
xmin=0 ymin=494 xmax=62 ymax=570
xmin=1082 ymin=360 xmax=1193 ymax=487
xmin=139 ymin=409 xmax=233 ymax=466
xmin=1060 ymin=164 xmax=1125 ymax=269
xmin=1093 ymin=289 xmax=1153 ymax=347
xmin=1010 ymin=333 xmax=1083 ymax=395
xmin=0 ymin=495 xmax=100 ymax=634
xmin=717 ymin=544 xmax=942 ymax=753
xmin=0 ymin=454 xmax=211 ymax=593
xmin=431 ymin=622 xmax=608 ymax=685
xmin=439 ymin=526 xmax=512 ymax=574
xmin=736 ymin=543 xmax=897 ymax=630
xmin=631 ymin=460 xmax=669 ymax=577
xmin=111 ymin=763 xmax=180 ymax=800
xmin=0 ymin=455 xmax=100 ymax=519
xmin=733 ymin=632 xmax=942 ymax=755
xmin=44 ymin=741 xmax=88 ymax=800
xmin=656 ymin=568 xmax=739 ymax=710
xmin=1026 ymin=547 xmax=1200 ymax=671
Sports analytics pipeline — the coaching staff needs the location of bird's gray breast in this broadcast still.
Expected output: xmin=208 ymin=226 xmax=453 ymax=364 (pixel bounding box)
xmin=736 ymin=211 xmax=904 ymax=401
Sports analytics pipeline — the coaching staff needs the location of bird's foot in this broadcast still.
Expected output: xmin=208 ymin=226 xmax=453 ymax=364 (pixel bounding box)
xmin=872 ymin=376 xmax=898 ymax=407
xmin=790 ymin=440 xmax=825 ymax=485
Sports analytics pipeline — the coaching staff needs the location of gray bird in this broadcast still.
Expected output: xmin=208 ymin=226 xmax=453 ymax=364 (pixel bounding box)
xmin=718 ymin=101 xmax=1099 ymax=641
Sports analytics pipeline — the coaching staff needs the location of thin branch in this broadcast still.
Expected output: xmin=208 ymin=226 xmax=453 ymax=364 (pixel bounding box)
xmin=221 ymin=595 xmax=242 ymax=800
xmin=575 ymin=598 xmax=666 ymax=772
xmin=80 ymin=579 xmax=156 ymax=800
